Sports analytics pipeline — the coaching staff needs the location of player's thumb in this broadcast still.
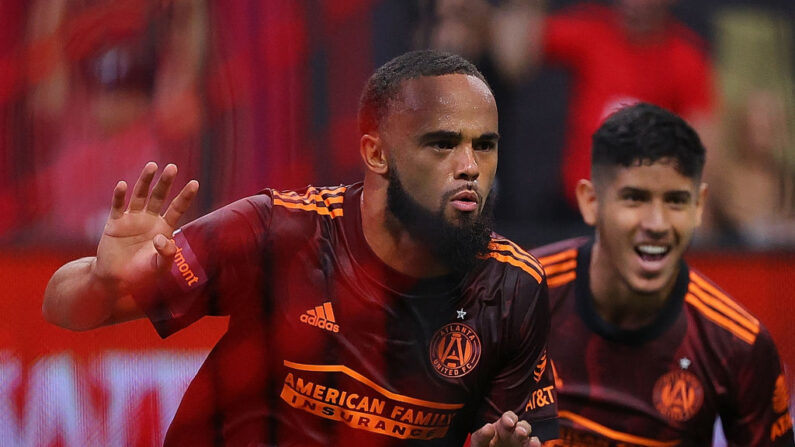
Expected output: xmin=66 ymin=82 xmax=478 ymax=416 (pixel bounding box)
xmin=153 ymin=234 xmax=177 ymax=272
xmin=470 ymin=423 xmax=496 ymax=447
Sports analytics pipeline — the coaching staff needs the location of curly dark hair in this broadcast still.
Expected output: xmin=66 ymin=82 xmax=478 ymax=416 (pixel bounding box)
xmin=358 ymin=49 xmax=490 ymax=135
xmin=591 ymin=102 xmax=706 ymax=185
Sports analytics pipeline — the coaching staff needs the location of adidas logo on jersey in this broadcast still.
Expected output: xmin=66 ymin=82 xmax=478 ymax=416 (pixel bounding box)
xmin=300 ymin=301 xmax=340 ymax=333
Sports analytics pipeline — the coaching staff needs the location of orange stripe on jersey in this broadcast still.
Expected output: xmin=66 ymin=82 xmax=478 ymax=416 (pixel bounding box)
xmin=558 ymin=411 xmax=680 ymax=447
xmin=547 ymin=271 xmax=576 ymax=288
xmin=272 ymin=198 xmax=344 ymax=218
xmin=538 ymin=249 xmax=577 ymax=267
xmin=489 ymin=239 xmax=544 ymax=272
xmin=283 ymin=361 xmax=465 ymax=410
xmin=690 ymin=272 xmax=759 ymax=327
xmin=318 ymin=194 xmax=344 ymax=205
xmin=685 ymin=293 xmax=756 ymax=345
xmin=481 ymin=252 xmax=543 ymax=284
xmin=278 ymin=185 xmax=347 ymax=198
xmin=544 ymin=259 xmax=576 ymax=276
xmin=688 ymin=284 xmax=759 ymax=336
xmin=273 ymin=187 xmax=346 ymax=207
xmin=275 ymin=192 xmax=344 ymax=205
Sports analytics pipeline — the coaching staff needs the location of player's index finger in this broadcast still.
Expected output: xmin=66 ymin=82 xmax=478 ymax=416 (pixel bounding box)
xmin=163 ymin=180 xmax=199 ymax=228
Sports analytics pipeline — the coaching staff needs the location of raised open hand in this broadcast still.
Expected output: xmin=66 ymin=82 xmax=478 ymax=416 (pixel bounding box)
xmin=94 ymin=162 xmax=199 ymax=294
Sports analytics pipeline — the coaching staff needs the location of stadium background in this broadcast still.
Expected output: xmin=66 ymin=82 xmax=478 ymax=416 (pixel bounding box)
xmin=0 ymin=0 xmax=792 ymax=445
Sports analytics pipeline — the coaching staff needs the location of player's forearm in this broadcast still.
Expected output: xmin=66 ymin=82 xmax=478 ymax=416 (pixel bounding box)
xmin=42 ymin=257 xmax=126 ymax=331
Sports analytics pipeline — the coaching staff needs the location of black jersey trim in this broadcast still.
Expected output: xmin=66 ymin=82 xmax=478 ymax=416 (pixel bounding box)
xmin=574 ymin=240 xmax=688 ymax=345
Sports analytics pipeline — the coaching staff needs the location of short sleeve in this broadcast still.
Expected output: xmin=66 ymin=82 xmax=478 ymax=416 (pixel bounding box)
xmin=474 ymin=278 xmax=559 ymax=442
xmin=722 ymin=328 xmax=794 ymax=446
xmin=133 ymin=193 xmax=274 ymax=338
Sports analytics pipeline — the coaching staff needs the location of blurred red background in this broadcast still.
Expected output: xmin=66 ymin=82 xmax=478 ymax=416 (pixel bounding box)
xmin=1 ymin=0 xmax=793 ymax=445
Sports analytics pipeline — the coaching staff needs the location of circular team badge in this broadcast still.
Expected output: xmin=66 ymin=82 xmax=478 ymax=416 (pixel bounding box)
xmin=653 ymin=370 xmax=704 ymax=422
xmin=429 ymin=323 xmax=481 ymax=378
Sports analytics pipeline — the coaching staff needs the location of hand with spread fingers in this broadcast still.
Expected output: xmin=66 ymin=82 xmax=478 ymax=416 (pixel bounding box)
xmin=43 ymin=162 xmax=199 ymax=330
xmin=95 ymin=162 xmax=199 ymax=295
xmin=470 ymin=411 xmax=542 ymax=447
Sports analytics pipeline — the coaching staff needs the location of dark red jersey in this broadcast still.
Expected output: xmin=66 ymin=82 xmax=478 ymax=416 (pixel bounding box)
xmin=532 ymin=237 xmax=794 ymax=446
xmin=134 ymin=183 xmax=558 ymax=446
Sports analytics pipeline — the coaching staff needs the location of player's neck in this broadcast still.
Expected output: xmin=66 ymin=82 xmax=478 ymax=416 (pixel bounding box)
xmin=360 ymin=183 xmax=450 ymax=278
xmin=588 ymin=242 xmax=675 ymax=330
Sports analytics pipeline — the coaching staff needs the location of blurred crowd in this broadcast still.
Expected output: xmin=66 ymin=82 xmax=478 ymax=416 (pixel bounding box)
xmin=0 ymin=0 xmax=793 ymax=249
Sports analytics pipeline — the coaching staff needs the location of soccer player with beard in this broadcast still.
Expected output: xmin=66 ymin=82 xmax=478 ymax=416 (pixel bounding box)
xmin=43 ymin=50 xmax=558 ymax=446
xmin=533 ymin=103 xmax=793 ymax=446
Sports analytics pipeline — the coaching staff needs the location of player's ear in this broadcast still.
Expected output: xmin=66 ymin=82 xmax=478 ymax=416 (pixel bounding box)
xmin=360 ymin=133 xmax=388 ymax=175
xmin=576 ymin=179 xmax=598 ymax=226
xmin=694 ymin=182 xmax=708 ymax=227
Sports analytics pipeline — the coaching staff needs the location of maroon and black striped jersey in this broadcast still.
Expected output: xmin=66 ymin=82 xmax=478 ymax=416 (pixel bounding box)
xmin=532 ymin=237 xmax=793 ymax=446
xmin=134 ymin=182 xmax=558 ymax=446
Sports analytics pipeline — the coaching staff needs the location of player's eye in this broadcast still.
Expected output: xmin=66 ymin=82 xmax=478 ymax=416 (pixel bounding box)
xmin=428 ymin=140 xmax=456 ymax=150
xmin=665 ymin=192 xmax=691 ymax=206
xmin=473 ymin=140 xmax=497 ymax=151
xmin=621 ymin=191 xmax=646 ymax=202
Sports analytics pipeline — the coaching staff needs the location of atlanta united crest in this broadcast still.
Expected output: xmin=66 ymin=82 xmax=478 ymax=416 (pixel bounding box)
xmin=653 ymin=370 xmax=704 ymax=422
xmin=430 ymin=323 xmax=481 ymax=378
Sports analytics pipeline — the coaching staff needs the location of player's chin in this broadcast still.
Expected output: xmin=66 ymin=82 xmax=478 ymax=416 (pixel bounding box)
xmin=447 ymin=210 xmax=478 ymax=226
xmin=628 ymin=271 xmax=676 ymax=296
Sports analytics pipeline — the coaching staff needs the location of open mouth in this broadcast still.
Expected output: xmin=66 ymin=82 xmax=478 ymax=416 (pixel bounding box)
xmin=450 ymin=191 xmax=479 ymax=212
xmin=635 ymin=244 xmax=670 ymax=262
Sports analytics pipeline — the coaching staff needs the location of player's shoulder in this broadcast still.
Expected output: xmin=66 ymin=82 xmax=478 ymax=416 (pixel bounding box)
xmin=683 ymin=268 xmax=764 ymax=347
xmin=254 ymin=184 xmax=353 ymax=243
xmin=531 ymin=236 xmax=588 ymax=259
xmin=531 ymin=237 xmax=588 ymax=289
xmin=263 ymin=184 xmax=349 ymax=219
xmin=480 ymin=234 xmax=545 ymax=285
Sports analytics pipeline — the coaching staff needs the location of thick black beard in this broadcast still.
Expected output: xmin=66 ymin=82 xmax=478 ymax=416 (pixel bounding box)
xmin=386 ymin=168 xmax=494 ymax=274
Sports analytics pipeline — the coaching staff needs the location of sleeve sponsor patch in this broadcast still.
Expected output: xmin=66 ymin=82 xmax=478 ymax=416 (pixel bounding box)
xmin=170 ymin=230 xmax=207 ymax=292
